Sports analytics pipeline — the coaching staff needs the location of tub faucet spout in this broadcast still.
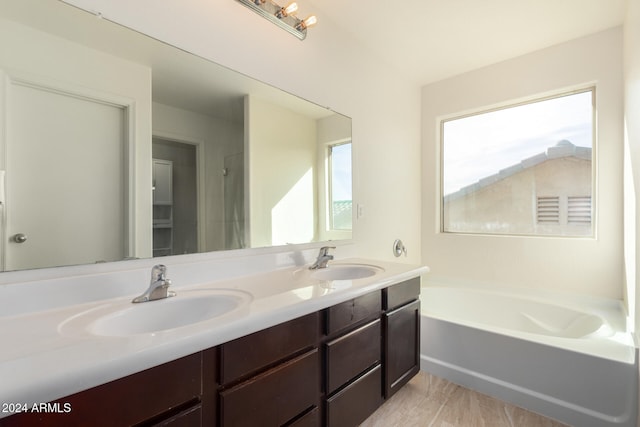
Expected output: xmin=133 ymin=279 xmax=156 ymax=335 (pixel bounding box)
xmin=132 ymin=264 xmax=176 ymax=303
xmin=309 ymin=246 xmax=335 ymax=269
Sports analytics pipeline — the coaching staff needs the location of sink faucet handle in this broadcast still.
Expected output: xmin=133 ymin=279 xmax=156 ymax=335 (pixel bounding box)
xmin=151 ymin=264 xmax=167 ymax=283
xmin=319 ymin=246 xmax=336 ymax=256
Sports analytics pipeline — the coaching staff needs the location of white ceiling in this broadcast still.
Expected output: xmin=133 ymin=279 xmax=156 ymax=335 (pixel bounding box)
xmin=305 ymin=0 xmax=628 ymax=86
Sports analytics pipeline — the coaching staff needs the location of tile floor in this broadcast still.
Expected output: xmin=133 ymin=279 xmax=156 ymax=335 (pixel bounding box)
xmin=360 ymin=371 xmax=569 ymax=427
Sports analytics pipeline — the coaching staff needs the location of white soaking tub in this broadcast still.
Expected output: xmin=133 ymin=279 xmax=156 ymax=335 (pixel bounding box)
xmin=420 ymin=282 xmax=638 ymax=427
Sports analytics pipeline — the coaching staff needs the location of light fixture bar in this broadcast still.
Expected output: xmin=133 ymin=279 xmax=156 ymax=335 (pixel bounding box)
xmin=235 ymin=0 xmax=316 ymax=40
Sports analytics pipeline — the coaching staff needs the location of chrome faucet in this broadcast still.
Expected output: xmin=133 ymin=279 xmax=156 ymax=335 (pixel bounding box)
xmin=309 ymin=246 xmax=335 ymax=270
xmin=132 ymin=264 xmax=176 ymax=303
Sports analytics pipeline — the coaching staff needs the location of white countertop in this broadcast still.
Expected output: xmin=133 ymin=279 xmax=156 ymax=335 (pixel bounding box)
xmin=0 ymin=257 xmax=428 ymax=416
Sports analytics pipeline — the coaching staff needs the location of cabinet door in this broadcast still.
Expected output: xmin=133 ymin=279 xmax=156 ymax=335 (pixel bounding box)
xmin=384 ymin=299 xmax=420 ymax=398
xmin=153 ymin=159 xmax=173 ymax=205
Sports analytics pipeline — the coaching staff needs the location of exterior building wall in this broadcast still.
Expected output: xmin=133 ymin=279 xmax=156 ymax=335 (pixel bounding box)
xmin=445 ymin=157 xmax=592 ymax=236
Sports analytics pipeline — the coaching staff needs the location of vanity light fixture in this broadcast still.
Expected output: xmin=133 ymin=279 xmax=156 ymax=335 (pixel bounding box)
xmin=235 ymin=0 xmax=317 ymax=40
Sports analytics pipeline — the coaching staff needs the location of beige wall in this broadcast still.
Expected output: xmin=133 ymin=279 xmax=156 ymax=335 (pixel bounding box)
xmin=422 ymin=28 xmax=624 ymax=298
xmin=247 ymin=96 xmax=318 ymax=247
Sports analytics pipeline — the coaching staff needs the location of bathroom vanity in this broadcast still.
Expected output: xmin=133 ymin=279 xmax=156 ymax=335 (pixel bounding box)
xmin=0 ymin=260 xmax=425 ymax=427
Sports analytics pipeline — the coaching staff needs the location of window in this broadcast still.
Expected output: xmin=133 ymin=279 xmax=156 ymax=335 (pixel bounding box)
xmin=442 ymin=88 xmax=594 ymax=237
xmin=328 ymin=141 xmax=352 ymax=231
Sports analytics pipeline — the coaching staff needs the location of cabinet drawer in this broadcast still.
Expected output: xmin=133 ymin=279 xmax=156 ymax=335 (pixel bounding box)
xmin=152 ymin=403 xmax=202 ymax=426
xmin=383 ymin=277 xmax=420 ymax=310
xmin=325 ymin=319 xmax=381 ymax=394
xmin=288 ymin=407 xmax=320 ymax=427
xmin=326 ymin=365 xmax=383 ymax=427
xmin=220 ymin=312 xmax=319 ymax=384
xmin=325 ymin=291 xmax=381 ymax=335
xmin=220 ymin=349 xmax=320 ymax=427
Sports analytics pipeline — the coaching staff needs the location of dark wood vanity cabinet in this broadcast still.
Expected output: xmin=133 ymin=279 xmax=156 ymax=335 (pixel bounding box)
xmin=1 ymin=277 xmax=421 ymax=427
xmin=383 ymin=277 xmax=421 ymax=399
xmin=0 ymin=350 xmax=212 ymax=427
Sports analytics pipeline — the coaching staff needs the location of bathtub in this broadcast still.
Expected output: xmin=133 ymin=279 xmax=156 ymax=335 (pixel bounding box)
xmin=420 ymin=283 xmax=638 ymax=427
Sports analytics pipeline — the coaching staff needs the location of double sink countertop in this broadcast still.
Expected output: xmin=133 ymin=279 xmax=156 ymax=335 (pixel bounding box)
xmin=0 ymin=258 xmax=428 ymax=416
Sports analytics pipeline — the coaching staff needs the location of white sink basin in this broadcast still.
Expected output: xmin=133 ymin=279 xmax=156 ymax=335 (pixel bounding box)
xmin=310 ymin=263 xmax=383 ymax=281
xmin=59 ymin=289 xmax=252 ymax=337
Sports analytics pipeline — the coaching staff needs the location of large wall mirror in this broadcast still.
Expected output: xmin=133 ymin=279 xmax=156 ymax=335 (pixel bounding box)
xmin=0 ymin=0 xmax=352 ymax=272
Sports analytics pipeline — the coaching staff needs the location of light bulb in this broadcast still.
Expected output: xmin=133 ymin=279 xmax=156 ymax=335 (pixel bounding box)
xmin=283 ymin=2 xmax=298 ymax=15
xmin=296 ymin=14 xmax=317 ymax=31
xmin=276 ymin=2 xmax=298 ymax=18
xmin=302 ymin=15 xmax=317 ymax=28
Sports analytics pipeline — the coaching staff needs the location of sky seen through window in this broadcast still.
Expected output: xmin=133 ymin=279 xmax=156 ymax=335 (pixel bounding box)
xmin=443 ymin=90 xmax=593 ymax=196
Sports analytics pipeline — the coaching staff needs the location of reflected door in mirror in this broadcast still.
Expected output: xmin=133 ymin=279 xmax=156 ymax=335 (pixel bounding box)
xmin=3 ymin=81 xmax=127 ymax=271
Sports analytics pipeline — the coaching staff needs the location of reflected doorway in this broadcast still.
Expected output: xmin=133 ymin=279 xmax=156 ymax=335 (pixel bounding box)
xmin=152 ymin=137 xmax=199 ymax=256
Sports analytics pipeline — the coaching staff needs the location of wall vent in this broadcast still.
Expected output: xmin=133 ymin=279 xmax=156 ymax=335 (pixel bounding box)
xmin=536 ymin=196 xmax=560 ymax=223
xmin=568 ymin=196 xmax=592 ymax=224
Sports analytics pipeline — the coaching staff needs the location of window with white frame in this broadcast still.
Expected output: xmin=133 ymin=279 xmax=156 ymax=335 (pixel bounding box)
xmin=441 ymin=88 xmax=594 ymax=237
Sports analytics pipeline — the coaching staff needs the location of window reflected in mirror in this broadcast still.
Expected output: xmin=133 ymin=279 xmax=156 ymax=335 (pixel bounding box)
xmin=328 ymin=141 xmax=353 ymax=231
